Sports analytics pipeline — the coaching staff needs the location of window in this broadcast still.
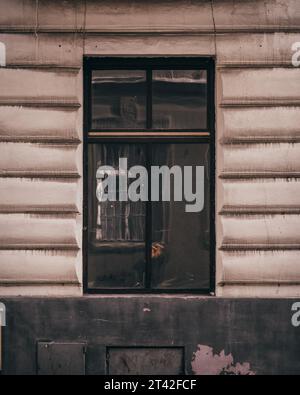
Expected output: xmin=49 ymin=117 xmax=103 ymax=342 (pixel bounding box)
xmin=84 ymin=58 xmax=215 ymax=293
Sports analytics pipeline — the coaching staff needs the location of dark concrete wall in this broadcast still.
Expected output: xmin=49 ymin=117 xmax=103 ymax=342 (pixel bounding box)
xmin=1 ymin=297 xmax=299 ymax=375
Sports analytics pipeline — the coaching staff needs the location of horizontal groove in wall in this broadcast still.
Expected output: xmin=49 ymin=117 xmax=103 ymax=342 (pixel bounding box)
xmin=0 ymin=172 xmax=80 ymax=179
xmin=220 ymin=244 xmax=300 ymax=251
xmin=218 ymin=280 xmax=300 ymax=286
xmin=1 ymin=26 xmax=300 ymax=34
xmin=1 ymin=27 xmax=213 ymax=34
xmin=0 ymin=99 xmax=81 ymax=108
xmin=0 ymin=245 xmax=80 ymax=251
xmin=0 ymin=285 xmax=82 ymax=297
xmin=0 ymin=280 xmax=80 ymax=285
xmin=221 ymin=136 xmax=300 ymax=145
xmin=220 ymin=99 xmax=300 ymax=108
xmin=218 ymin=284 xmax=300 ymax=298
xmin=220 ymin=206 xmax=300 ymax=215
xmin=217 ymin=62 xmax=296 ymax=69
xmin=0 ymin=136 xmax=81 ymax=144
xmin=0 ymin=207 xmax=79 ymax=214
xmin=3 ymin=64 xmax=81 ymax=72
xmin=220 ymin=172 xmax=300 ymax=180
xmin=0 ymin=177 xmax=79 ymax=184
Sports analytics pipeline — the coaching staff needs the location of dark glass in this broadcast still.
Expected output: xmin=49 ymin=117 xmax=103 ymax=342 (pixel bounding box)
xmin=151 ymin=143 xmax=210 ymax=289
xmin=152 ymin=70 xmax=207 ymax=130
xmin=92 ymin=70 xmax=147 ymax=129
xmin=88 ymin=143 xmax=147 ymax=289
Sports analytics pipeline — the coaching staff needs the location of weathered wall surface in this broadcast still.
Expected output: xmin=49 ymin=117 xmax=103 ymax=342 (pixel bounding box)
xmin=0 ymin=0 xmax=299 ymax=296
xmin=1 ymin=297 xmax=299 ymax=375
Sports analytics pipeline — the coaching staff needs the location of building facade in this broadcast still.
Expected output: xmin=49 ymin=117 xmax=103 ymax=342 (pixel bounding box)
xmin=0 ymin=0 xmax=300 ymax=375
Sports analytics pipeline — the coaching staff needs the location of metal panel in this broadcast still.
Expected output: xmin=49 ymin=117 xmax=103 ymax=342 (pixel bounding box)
xmin=37 ymin=342 xmax=86 ymax=375
xmin=107 ymin=347 xmax=184 ymax=375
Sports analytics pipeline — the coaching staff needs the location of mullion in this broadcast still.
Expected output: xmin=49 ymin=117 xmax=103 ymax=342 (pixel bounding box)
xmin=146 ymin=68 xmax=153 ymax=130
xmin=145 ymin=69 xmax=152 ymax=289
xmin=145 ymin=144 xmax=153 ymax=289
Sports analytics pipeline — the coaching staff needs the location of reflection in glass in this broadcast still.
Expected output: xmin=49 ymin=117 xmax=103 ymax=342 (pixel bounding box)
xmin=92 ymin=70 xmax=147 ymax=129
xmin=151 ymin=143 xmax=210 ymax=289
xmin=88 ymin=144 xmax=147 ymax=289
xmin=87 ymin=143 xmax=210 ymax=291
xmin=152 ymin=70 xmax=207 ymax=130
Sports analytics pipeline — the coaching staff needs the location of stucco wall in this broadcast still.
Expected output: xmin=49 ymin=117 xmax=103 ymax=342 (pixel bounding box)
xmin=1 ymin=297 xmax=300 ymax=375
xmin=0 ymin=0 xmax=299 ymax=297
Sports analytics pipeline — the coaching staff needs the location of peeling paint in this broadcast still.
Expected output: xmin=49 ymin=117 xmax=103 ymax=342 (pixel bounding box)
xmin=191 ymin=345 xmax=255 ymax=375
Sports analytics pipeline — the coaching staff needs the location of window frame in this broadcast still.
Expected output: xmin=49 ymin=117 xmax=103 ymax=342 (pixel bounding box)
xmin=83 ymin=57 xmax=215 ymax=295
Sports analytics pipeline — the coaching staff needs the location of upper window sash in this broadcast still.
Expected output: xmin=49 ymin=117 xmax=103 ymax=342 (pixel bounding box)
xmin=84 ymin=57 xmax=214 ymax=136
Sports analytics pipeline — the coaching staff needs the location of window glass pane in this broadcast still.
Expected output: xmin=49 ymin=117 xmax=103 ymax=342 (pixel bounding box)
xmin=152 ymin=70 xmax=207 ymax=130
xmin=151 ymin=143 xmax=210 ymax=289
xmin=92 ymin=70 xmax=147 ymax=129
xmin=88 ymin=143 xmax=147 ymax=289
